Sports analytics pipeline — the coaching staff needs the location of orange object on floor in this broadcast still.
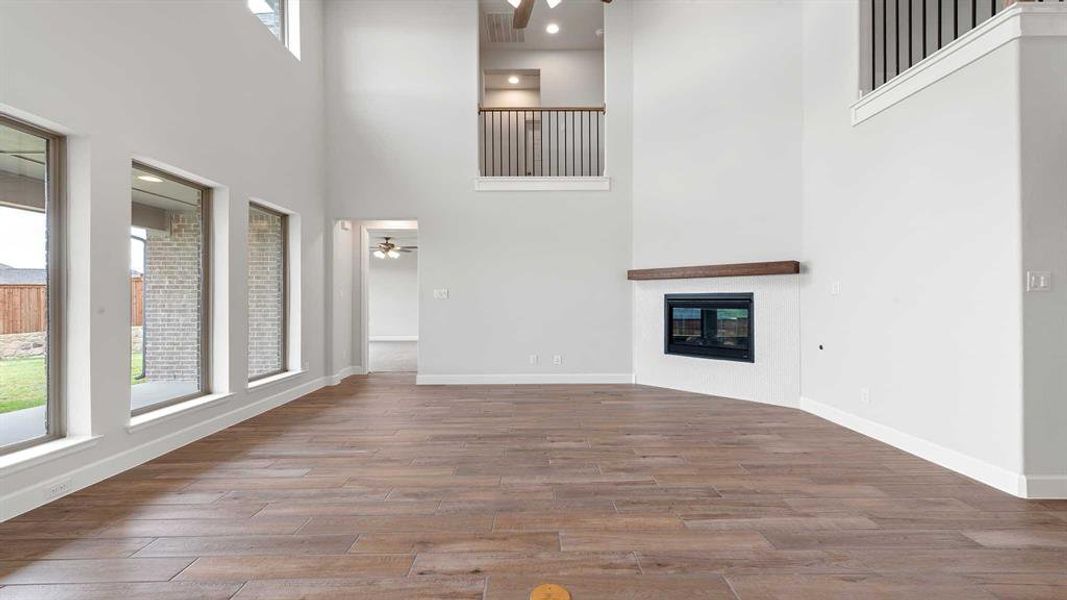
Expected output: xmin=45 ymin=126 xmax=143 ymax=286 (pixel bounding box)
xmin=531 ymin=583 xmax=572 ymax=600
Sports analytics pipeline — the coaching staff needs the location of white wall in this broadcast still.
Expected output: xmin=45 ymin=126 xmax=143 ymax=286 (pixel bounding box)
xmin=370 ymin=252 xmax=419 ymax=338
xmin=631 ymin=0 xmax=803 ymax=269
xmin=629 ymin=1 xmax=804 ymax=409
xmin=328 ymin=220 xmax=355 ymax=376
xmin=1019 ymin=29 xmax=1067 ymax=489
xmin=799 ymin=1 xmax=1025 ymax=487
xmin=634 ymin=276 xmax=800 ymax=408
xmin=325 ymin=0 xmax=633 ymax=383
xmin=0 ymin=1 xmax=328 ymax=520
xmin=484 ymin=88 xmax=541 ymax=108
xmin=482 ymin=49 xmax=604 ymax=107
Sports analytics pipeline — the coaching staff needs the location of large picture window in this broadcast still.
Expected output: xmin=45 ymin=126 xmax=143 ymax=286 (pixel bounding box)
xmin=130 ymin=163 xmax=210 ymax=414
xmin=248 ymin=204 xmax=288 ymax=380
xmin=0 ymin=115 xmax=63 ymax=452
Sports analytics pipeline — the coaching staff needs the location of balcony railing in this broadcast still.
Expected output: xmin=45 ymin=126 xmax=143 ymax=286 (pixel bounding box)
xmin=866 ymin=0 xmax=1063 ymax=91
xmin=478 ymin=107 xmax=605 ymax=177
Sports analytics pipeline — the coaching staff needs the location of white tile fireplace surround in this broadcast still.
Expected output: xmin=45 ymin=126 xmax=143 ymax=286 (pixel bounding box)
xmin=633 ymin=268 xmax=800 ymax=408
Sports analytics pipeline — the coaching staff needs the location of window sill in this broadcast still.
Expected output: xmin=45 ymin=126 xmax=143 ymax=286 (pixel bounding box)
xmin=474 ymin=177 xmax=612 ymax=192
xmin=852 ymin=3 xmax=1067 ymax=125
xmin=127 ymin=392 xmax=235 ymax=434
xmin=248 ymin=369 xmax=306 ymax=391
xmin=0 ymin=435 xmax=101 ymax=478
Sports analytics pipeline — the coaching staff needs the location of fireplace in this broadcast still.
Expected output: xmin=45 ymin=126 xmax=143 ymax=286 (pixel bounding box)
xmin=664 ymin=293 xmax=754 ymax=362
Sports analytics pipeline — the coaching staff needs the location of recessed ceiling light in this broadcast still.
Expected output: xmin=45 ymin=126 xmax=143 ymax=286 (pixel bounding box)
xmin=546 ymin=23 xmax=560 ymax=34
xmin=508 ymin=75 xmax=520 ymax=84
xmin=137 ymin=175 xmax=164 ymax=183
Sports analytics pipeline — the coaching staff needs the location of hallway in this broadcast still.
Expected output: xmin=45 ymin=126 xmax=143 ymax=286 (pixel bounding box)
xmin=1 ymin=374 xmax=1066 ymax=598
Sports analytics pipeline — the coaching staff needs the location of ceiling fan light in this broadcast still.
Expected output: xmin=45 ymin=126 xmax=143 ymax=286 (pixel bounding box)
xmin=374 ymin=250 xmax=386 ymax=259
xmin=546 ymin=0 xmax=562 ymax=7
xmin=387 ymin=250 xmax=400 ymax=258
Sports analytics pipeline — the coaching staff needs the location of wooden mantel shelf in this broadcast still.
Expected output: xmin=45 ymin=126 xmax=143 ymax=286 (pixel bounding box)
xmin=627 ymin=261 xmax=800 ymax=281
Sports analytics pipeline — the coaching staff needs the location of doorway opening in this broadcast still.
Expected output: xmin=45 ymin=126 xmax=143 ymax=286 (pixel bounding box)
xmin=366 ymin=227 xmax=418 ymax=373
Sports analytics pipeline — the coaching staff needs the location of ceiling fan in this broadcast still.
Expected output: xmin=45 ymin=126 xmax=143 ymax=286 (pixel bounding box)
xmin=370 ymin=236 xmax=417 ymax=259
xmin=506 ymin=0 xmax=612 ymax=30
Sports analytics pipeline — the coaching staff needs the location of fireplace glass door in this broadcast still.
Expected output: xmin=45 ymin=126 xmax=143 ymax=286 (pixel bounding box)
xmin=664 ymin=294 xmax=754 ymax=362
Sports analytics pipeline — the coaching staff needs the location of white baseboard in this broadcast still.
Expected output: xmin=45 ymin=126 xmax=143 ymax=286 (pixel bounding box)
xmin=416 ymin=373 xmax=635 ymax=385
xmin=369 ymin=336 xmax=418 ymax=342
xmin=1021 ymin=475 xmax=1067 ymax=499
xmin=328 ymin=365 xmax=365 ymax=386
xmin=800 ymin=396 xmax=1026 ymax=498
xmin=0 ymin=375 xmax=329 ymax=522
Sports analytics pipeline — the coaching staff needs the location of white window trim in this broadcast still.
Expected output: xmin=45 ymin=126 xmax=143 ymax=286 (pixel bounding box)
xmin=127 ymin=392 xmax=235 ymax=434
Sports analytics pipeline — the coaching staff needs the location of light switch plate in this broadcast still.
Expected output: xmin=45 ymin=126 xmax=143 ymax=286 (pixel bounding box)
xmin=433 ymin=288 xmax=449 ymax=300
xmin=1027 ymin=271 xmax=1052 ymax=292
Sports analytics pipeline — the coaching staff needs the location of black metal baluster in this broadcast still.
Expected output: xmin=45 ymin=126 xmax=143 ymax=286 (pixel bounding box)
xmin=539 ymin=110 xmax=544 ymax=176
xmin=570 ymin=111 xmax=575 ymax=176
xmin=872 ymin=0 xmax=877 ymax=89
xmin=882 ymin=0 xmax=888 ymax=84
xmin=524 ymin=110 xmax=529 ymax=176
xmin=579 ymin=111 xmax=584 ymax=176
xmin=908 ymin=0 xmax=913 ymax=67
xmin=596 ymin=111 xmax=601 ymax=176
xmin=937 ymin=0 xmax=943 ymax=48
xmin=922 ymin=0 xmax=927 ymax=58
xmin=953 ymin=0 xmax=958 ymax=40
xmin=556 ymin=111 xmax=560 ymax=177
xmin=587 ymin=110 xmax=591 ymax=176
xmin=991 ymin=0 xmax=996 ymax=16
xmin=895 ymin=0 xmax=900 ymax=76
xmin=972 ymin=0 xmax=977 ymax=28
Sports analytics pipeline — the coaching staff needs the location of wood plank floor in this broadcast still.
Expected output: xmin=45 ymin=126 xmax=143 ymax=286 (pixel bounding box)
xmin=3 ymin=373 xmax=1067 ymax=599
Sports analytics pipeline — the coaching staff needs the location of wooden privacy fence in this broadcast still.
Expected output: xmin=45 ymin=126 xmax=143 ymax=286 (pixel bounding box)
xmin=0 ymin=277 xmax=144 ymax=334
xmin=0 ymin=285 xmax=47 ymax=335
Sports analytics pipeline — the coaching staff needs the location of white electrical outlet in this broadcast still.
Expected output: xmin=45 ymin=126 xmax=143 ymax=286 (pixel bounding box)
xmin=529 ymin=354 xmax=539 ymax=365
xmin=860 ymin=387 xmax=871 ymax=405
xmin=1027 ymin=271 xmax=1052 ymax=292
xmin=44 ymin=478 xmax=72 ymax=500
xmin=553 ymin=355 xmax=563 ymax=365
xmin=831 ymin=281 xmax=842 ymax=296
xmin=302 ymin=361 xmax=310 ymax=371
xmin=433 ymin=288 xmax=450 ymax=300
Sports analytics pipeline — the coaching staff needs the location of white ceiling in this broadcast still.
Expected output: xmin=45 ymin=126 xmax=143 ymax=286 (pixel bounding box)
xmin=480 ymin=0 xmax=604 ymax=51
xmin=369 ymin=229 xmax=418 ymax=248
xmin=0 ymin=124 xmax=47 ymax=182
xmin=131 ymin=166 xmax=202 ymax=211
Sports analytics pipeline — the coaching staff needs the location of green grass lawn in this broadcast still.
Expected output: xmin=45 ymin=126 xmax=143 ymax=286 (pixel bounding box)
xmin=0 ymin=354 xmax=144 ymax=414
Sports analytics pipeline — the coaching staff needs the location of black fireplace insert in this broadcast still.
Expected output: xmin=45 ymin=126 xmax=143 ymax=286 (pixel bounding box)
xmin=664 ymin=293 xmax=754 ymax=362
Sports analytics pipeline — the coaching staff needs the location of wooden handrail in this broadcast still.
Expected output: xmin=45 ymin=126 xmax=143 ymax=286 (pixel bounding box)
xmin=478 ymin=106 xmax=606 ymax=113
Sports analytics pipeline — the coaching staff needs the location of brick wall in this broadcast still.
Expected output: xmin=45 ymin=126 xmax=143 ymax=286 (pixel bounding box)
xmin=143 ymin=210 xmax=202 ymax=383
xmin=248 ymin=208 xmax=285 ymax=378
